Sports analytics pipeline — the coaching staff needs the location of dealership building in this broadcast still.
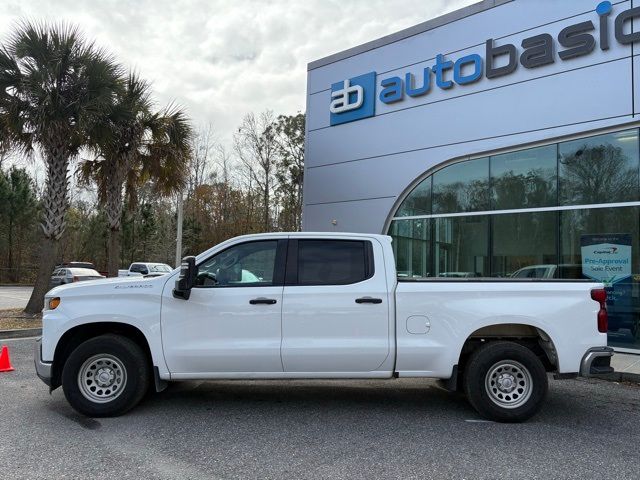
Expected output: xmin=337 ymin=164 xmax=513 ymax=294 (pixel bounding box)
xmin=303 ymin=0 xmax=640 ymax=352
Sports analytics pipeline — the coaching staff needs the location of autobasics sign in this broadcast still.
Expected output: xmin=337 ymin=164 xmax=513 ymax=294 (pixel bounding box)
xmin=329 ymin=1 xmax=640 ymax=126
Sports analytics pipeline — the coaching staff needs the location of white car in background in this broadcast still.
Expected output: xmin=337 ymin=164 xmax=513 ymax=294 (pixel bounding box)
xmin=511 ymin=264 xmax=583 ymax=279
xmin=118 ymin=262 xmax=173 ymax=278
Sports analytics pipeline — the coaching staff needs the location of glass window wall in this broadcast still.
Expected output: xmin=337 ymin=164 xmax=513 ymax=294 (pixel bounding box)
xmin=491 ymin=145 xmax=557 ymax=210
xmin=491 ymin=211 xmax=557 ymax=278
xmin=396 ymin=177 xmax=431 ymax=217
xmin=389 ymin=128 xmax=640 ymax=350
xmin=560 ymin=207 xmax=640 ymax=349
xmin=389 ymin=219 xmax=431 ymax=279
xmin=432 ymin=158 xmax=490 ymax=213
xmin=434 ymin=216 xmax=489 ymax=277
xmin=559 ymin=130 xmax=639 ymax=205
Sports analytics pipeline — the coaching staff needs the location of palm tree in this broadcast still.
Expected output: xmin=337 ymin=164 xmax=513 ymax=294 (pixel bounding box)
xmin=0 ymin=22 xmax=121 ymax=313
xmin=80 ymin=76 xmax=192 ymax=277
xmin=80 ymin=73 xmax=152 ymax=277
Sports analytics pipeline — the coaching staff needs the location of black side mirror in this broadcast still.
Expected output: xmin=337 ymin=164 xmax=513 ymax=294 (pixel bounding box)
xmin=173 ymin=256 xmax=197 ymax=300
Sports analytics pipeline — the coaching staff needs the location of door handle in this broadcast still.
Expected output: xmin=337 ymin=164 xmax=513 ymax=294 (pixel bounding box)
xmin=355 ymin=297 xmax=382 ymax=304
xmin=249 ymin=298 xmax=277 ymax=305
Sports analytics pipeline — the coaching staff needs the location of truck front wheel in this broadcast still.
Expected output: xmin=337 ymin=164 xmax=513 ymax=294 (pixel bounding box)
xmin=61 ymin=334 xmax=151 ymax=417
xmin=463 ymin=341 xmax=548 ymax=423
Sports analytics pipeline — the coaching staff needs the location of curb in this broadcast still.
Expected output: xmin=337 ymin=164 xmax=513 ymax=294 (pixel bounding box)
xmin=0 ymin=328 xmax=42 ymax=339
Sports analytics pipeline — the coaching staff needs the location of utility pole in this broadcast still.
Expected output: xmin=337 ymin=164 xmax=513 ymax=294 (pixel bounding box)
xmin=175 ymin=192 xmax=184 ymax=268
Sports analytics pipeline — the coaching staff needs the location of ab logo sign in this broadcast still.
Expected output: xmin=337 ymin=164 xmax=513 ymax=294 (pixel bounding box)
xmin=329 ymin=72 xmax=376 ymax=126
xmin=329 ymin=1 xmax=640 ymax=126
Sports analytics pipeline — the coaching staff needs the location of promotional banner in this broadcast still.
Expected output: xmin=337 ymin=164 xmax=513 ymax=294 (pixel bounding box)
xmin=580 ymin=234 xmax=633 ymax=330
xmin=580 ymin=234 xmax=632 ymax=285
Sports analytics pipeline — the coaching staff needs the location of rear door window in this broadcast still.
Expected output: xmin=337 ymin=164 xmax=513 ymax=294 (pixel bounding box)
xmin=296 ymin=240 xmax=372 ymax=286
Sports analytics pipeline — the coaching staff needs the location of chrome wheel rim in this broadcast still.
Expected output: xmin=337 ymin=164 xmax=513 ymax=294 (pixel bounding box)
xmin=484 ymin=360 xmax=532 ymax=409
xmin=78 ymin=354 xmax=127 ymax=404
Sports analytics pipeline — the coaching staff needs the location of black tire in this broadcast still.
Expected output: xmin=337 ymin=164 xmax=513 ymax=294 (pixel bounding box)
xmin=62 ymin=334 xmax=151 ymax=417
xmin=463 ymin=341 xmax=548 ymax=423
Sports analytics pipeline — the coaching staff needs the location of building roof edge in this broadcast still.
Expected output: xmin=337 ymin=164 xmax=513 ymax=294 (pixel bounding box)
xmin=307 ymin=0 xmax=513 ymax=72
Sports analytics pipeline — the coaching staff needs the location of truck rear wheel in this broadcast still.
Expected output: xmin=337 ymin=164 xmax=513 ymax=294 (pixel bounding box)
xmin=463 ymin=341 xmax=547 ymax=423
xmin=61 ymin=334 xmax=150 ymax=417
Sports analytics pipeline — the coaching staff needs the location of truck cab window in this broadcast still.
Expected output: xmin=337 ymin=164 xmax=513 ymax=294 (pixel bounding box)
xmin=297 ymin=240 xmax=370 ymax=285
xmin=196 ymin=240 xmax=278 ymax=287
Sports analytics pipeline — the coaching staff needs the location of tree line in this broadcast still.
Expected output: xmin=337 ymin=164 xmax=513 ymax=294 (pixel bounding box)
xmin=0 ymin=22 xmax=304 ymax=314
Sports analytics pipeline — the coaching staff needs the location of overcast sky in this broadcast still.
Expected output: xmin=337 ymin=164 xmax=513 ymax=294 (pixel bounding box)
xmin=0 ymin=0 xmax=475 ymax=151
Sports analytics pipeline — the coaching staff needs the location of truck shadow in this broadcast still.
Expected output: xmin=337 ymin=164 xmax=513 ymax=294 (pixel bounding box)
xmin=139 ymin=378 xmax=479 ymax=420
xmin=134 ymin=377 xmax=627 ymax=428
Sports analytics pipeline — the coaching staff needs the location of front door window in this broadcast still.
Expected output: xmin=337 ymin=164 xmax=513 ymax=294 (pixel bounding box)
xmin=196 ymin=241 xmax=278 ymax=287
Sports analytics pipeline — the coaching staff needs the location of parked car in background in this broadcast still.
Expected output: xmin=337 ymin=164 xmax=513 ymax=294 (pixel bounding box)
xmin=438 ymin=272 xmax=480 ymax=278
xmin=55 ymin=262 xmax=109 ymax=277
xmin=118 ymin=262 xmax=173 ymax=278
xmin=49 ymin=268 xmax=105 ymax=289
xmin=511 ymin=264 xmax=583 ymax=279
xmin=55 ymin=261 xmax=96 ymax=270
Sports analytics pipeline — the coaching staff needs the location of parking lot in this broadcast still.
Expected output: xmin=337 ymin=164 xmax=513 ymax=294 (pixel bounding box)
xmin=1 ymin=336 xmax=639 ymax=480
xmin=0 ymin=286 xmax=32 ymax=310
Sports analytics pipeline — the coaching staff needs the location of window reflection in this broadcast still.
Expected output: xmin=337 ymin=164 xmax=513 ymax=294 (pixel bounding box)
xmin=390 ymin=220 xmax=411 ymax=277
xmin=389 ymin=219 xmax=431 ymax=278
xmin=559 ymin=130 xmax=639 ymax=205
xmin=560 ymin=207 xmax=640 ymax=349
xmin=491 ymin=145 xmax=557 ymax=210
xmin=410 ymin=219 xmax=430 ymax=277
xmin=396 ymin=177 xmax=431 ymax=217
xmin=432 ymin=158 xmax=490 ymax=213
xmin=492 ymin=212 xmax=557 ymax=278
xmin=434 ymin=216 xmax=489 ymax=277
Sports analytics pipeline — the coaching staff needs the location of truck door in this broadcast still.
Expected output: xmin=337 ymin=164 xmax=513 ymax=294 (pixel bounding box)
xmin=161 ymin=239 xmax=287 ymax=375
xmin=281 ymin=238 xmax=391 ymax=373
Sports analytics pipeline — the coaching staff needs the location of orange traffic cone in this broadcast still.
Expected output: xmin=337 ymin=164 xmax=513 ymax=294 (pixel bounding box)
xmin=0 ymin=345 xmax=14 ymax=372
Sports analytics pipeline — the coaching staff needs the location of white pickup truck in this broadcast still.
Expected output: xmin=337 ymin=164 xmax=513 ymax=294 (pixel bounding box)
xmin=118 ymin=262 xmax=173 ymax=278
xmin=35 ymin=232 xmax=613 ymax=422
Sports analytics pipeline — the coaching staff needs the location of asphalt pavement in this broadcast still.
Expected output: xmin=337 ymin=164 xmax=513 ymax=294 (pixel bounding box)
xmin=1 ymin=336 xmax=639 ymax=480
xmin=0 ymin=286 xmax=33 ymax=309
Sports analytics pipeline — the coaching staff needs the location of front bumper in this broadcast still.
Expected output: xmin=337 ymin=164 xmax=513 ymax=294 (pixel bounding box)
xmin=34 ymin=337 xmax=52 ymax=387
xmin=580 ymin=346 xmax=614 ymax=376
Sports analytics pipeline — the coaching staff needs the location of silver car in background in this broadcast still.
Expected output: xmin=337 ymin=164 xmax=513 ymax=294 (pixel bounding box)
xmin=49 ymin=267 xmax=105 ymax=289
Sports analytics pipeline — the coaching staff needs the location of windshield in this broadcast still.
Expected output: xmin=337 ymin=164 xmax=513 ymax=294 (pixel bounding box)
xmin=512 ymin=267 xmax=551 ymax=279
xmin=150 ymin=264 xmax=171 ymax=272
xmin=68 ymin=268 xmax=102 ymax=276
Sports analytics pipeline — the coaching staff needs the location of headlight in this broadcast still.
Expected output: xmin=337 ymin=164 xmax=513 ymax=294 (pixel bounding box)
xmin=46 ymin=297 xmax=61 ymax=310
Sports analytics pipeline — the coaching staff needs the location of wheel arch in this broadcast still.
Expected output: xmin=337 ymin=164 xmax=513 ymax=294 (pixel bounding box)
xmin=51 ymin=322 xmax=155 ymax=391
xmin=457 ymin=323 xmax=559 ymax=376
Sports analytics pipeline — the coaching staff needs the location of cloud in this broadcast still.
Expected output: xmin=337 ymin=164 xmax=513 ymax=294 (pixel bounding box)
xmin=0 ymin=0 xmax=475 ymax=147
